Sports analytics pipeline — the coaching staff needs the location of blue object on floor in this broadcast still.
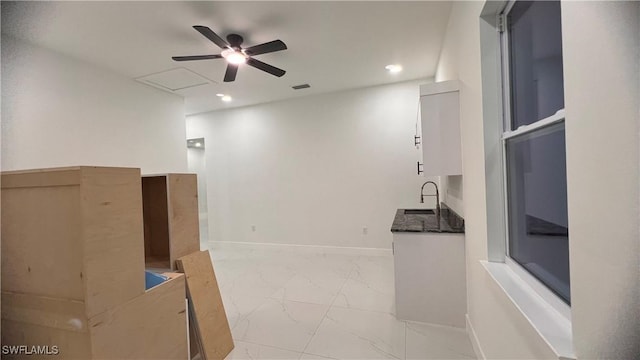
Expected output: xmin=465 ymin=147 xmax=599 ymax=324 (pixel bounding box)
xmin=145 ymin=270 xmax=169 ymax=290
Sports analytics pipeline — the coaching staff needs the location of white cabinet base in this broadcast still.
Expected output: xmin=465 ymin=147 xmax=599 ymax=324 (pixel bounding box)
xmin=393 ymin=232 xmax=466 ymax=328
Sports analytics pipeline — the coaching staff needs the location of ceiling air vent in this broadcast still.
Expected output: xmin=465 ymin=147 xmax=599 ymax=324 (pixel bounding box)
xmin=292 ymin=84 xmax=311 ymax=90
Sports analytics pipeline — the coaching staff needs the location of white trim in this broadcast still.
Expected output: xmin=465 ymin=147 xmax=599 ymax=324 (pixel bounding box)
xmin=466 ymin=314 xmax=486 ymax=360
xmin=499 ymin=9 xmax=512 ymax=132
xmin=500 ymin=125 xmax=511 ymax=257
xmin=505 ymin=257 xmax=571 ymax=320
xmin=482 ymin=261 xmax=576 ymax=360
xmin=208 ymin=240 xmax=392 ymax=257
xmin=502 ymin=0 xmax=516 ymax=16
xmin=499 ymin=3 xmax=513 ymax=255
xmin=502 ymin=109 xmax=566 ymax=140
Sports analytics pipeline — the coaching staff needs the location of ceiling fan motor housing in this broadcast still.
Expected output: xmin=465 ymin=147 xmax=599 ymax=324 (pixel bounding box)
xmin=226 ymin=33 xmax=244 ymax=49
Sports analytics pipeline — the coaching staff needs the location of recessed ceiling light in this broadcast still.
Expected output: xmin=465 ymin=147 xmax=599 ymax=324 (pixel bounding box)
xmin=216 ymin=93 xmax=225 ymax=97
xmin=195 ymin=142 xmax=202 ymax=147
xmin=221 ymin=95 xmax=232 ymax=102
xmin=385 ymin=64 xmax=403 ymax=73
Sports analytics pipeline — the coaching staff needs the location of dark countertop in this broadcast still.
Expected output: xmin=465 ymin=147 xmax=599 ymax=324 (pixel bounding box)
xmin=391 ymin=203 xmax=465 ymax=234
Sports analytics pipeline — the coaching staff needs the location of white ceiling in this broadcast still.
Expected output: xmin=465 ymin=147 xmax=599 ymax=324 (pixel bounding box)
xmin=2 ymin=1 xmax=452 ymax=115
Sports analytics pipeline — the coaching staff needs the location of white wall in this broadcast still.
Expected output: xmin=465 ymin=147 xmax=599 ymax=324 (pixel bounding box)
xmin=187 ymin=79 xmax=438 ymax=249
xmin=562 ymin=2 xmax=639 ymax=358
xmin=1 ymin=36 xmax=188 ymax=174
xmin=437 ymin=1 xmax=639 ymax=359
xmin=435 ymin=2 xmax=557 ymax=358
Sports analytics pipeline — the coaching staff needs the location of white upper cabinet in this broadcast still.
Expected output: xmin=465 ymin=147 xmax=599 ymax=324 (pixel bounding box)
xmin=419 ymin=80 xmax=462 ymax=176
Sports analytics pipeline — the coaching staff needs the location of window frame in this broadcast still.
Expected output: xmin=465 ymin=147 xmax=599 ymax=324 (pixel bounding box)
xmin=498 ymin=0 xmax=571 ymax=319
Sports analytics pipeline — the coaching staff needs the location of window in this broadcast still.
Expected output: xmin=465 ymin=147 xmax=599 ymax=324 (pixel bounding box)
xmin=500 ymin=0 xmax=570 ymax=304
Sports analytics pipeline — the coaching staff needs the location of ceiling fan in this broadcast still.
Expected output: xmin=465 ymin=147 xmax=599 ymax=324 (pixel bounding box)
xmin=172 ymin=25 xmax=287 ymax=82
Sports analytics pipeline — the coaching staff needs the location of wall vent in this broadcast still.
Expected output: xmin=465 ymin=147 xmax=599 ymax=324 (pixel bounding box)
xmin=292 ymin=84 xmax=311 ymax=90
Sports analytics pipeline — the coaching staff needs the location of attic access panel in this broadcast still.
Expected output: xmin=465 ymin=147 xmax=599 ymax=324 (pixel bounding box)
xmin=136 ymin=68 xmax=213 ymax=94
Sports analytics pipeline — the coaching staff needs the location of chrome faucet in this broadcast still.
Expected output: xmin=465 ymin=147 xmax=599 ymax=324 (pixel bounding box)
xmin=420 ymin=181 xmax=440 ymax=214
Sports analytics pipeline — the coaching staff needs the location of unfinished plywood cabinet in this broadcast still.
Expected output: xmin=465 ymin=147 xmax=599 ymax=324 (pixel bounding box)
xmin=1 ymin=167 xmax=188 ymax=359
xmin=142 ymin=174 xmax=200 ymax=270
xmin=1 ymin=167 xmax=145 ymax=317
xmin=2 ymin=274 xmax=187 ymax=359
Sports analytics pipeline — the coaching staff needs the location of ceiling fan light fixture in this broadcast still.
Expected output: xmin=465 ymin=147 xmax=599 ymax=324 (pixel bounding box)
xmin=221 ymin=49 xmax=247 ymax=65
xmin=385 ymin=64 xmax=403 ymax=73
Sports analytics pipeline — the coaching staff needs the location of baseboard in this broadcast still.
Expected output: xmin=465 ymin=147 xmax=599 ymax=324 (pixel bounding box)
xmin=208 ymin=240 xmax=392 ymax=257
xmin=466 ymin=314 xmax=486 ymax=360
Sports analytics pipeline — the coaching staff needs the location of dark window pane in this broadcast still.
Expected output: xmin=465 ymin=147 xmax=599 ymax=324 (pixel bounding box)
xmin=506 ymin=123 xmax=570 ymax=303
xmin=508 ymin=0 xmax=565 ymax=129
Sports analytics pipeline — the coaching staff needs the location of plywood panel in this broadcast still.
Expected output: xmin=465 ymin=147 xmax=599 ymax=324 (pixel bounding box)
xmin=177 ymin=251 xmax=233 ymax=360
xmin=80 ymin=167 xmax=145 ymax=318
xmin=1 ymin=167 xmax=81 ymax=188
xmin=142 ymin=176 xmax=170 ymax=260
xmin=1 ymin=320 xmax=92 ymax=360
xmin=168 ymin=174 xmax=200 ymax=268
xmin=2 ymin=292 xmax=87 ymax=333
xmin=1 ymin=184 xmax=85 ymax=300
xmin=88 ymin=274 xmax=187 ymax=360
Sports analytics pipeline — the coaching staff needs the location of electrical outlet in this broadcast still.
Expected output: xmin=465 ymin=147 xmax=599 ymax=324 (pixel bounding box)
xmin=362 ymin=227 xmax=368 ymax=235
xmin=251 ymin=225 xmax=256 ymax=232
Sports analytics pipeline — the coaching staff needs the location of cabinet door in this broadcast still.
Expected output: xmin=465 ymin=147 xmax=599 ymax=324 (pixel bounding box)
xmin=420 ymin=91 xmax=462 ymax=175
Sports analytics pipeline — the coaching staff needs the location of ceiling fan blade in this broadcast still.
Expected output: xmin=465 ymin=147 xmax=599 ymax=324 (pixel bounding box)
xmin=193 ymin=25 xmax=229 ymax=49
xmin=244 ymin=40 xmax=287 ymax=56
xmin=247 ymin=58 xmax=286 ymax=77
xmin=224 ymin=64 xmax=239 ymax=82
xmin=172 ymin=54 xmax=223 ymax=61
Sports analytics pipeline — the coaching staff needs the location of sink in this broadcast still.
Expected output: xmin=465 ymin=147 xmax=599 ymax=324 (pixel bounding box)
xmin=404 ymin=209 xmax=435 ymax=215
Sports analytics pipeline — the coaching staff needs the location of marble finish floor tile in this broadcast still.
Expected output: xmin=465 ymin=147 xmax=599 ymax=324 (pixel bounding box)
xmin=219 ymin=262 xmax=296 ymax=300
xmin=208 ymin=244 xmax=477 ymax=360
xmin=351 ymin=256 xmax=395 ymax=289
xmin=332 ymin=255 xmax=395 ymax=314
xmin=221 ymin=295 xmax=271 ymax=333
xmin=271 ymin=272 xmax=348 ymax=305
xmin=295 ymin=254 xmax=358 ymax=279
xmin=304 ymin=306 xmax=406 ymax=359
xmin=332 ymin=278 xmax=395 ymax=315
xmin=299 ymin=353 xmax=337 ymax=360
xmin=405 ymin=322 xmax=476 ymax=359
xmin=226 ymin=341 xmax=301 ymax=360
xmin=233 ymin=298 xmax=329 ymax=353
